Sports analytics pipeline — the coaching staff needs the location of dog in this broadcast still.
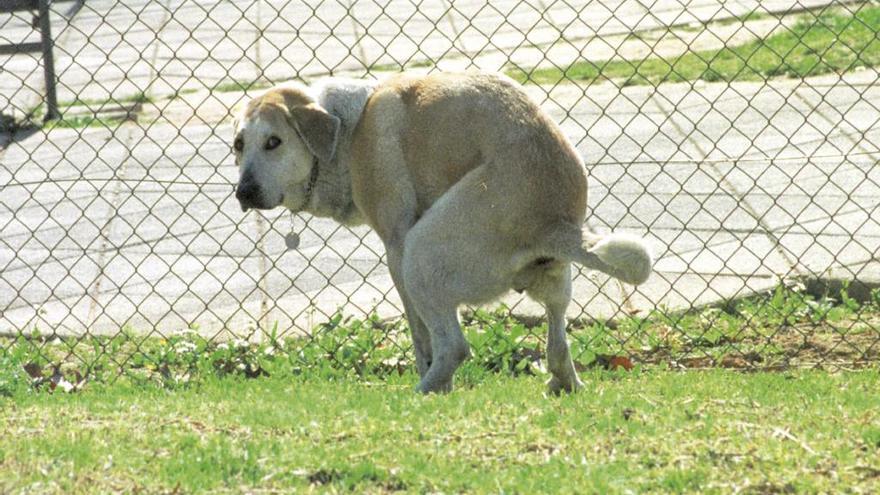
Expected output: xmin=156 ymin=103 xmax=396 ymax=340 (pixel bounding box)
xmin=232 ymin=71 xmax=652 ymax=394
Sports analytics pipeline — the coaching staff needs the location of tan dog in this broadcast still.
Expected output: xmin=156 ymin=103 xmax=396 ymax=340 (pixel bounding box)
xmin=232 ymin=72 xmax=652 ymax=394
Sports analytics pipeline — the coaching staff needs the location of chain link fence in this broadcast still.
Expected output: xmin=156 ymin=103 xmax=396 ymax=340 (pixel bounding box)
xmin=2 ymin=0 xmax=879 ymax=376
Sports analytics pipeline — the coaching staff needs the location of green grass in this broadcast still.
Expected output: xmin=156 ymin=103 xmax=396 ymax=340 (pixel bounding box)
xmin=211 ymin=78 xmax=274 ymax=93
xmin=43 ymin=116 xmax=128 ymax=129
xmin=508 ymin=5 xmax=880 ymax=85
xmin=58 ymin=91 xmax=152 ymax=110
xmin=2 ymin=284 xmax=879 ymax=492
xmin=20 ymin=92 xmax=153 ymax=130
xmin=204 ymin=59 xmax=433 ymax=97
xmin=2 ymin=283 xmax=879 ymax=397
xmin=724 ymin=10 xmax=770 ymax=26
xmin=2 ymin=371 xmax=878 ymax=493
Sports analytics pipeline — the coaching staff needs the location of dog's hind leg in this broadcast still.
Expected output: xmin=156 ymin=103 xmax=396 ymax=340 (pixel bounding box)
xmin=525 ymin=261 xmax=584 ymax=395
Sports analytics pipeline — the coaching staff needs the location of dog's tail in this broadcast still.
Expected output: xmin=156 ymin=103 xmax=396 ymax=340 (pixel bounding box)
xmin=534 ymin=223 xmax=654 ymax=286
xmin=573 ymin=231 xmax=653 ymax=285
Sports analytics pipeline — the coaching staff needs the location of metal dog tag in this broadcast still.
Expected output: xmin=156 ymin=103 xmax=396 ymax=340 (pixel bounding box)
xmin=284 ymin=232 xmax=301 ymax=250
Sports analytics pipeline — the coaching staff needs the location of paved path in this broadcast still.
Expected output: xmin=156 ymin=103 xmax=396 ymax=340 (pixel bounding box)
xmin=2 ymin=0 xmax=878 ymax=338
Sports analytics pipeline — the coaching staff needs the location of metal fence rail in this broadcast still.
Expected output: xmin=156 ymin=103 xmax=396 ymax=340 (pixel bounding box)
xmin=2 ymin=0 xmax=879 ymax=372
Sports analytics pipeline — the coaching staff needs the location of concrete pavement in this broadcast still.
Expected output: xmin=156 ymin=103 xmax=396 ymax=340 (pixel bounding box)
xmin=3 ymin=0 xmax=838 ymax=114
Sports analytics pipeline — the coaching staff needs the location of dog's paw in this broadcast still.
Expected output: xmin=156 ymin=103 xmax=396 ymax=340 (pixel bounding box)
xmin=547 ymin=375 xmax=584 ymax=396
xmin=416 ymin=378 xmax=453 ymax=394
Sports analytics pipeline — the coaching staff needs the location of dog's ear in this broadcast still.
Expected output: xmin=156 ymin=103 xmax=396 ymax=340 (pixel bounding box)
xmin=229 ymin=101 xmax=246 ymax=165
xmin=230 ymin=101 xmax=245 ymax=139
xmin=286 ymin=103 xmax=341 ymax=163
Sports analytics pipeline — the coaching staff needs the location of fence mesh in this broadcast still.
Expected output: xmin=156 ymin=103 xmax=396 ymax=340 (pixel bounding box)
xmin=2 ymin=0 xmax=879 ymax=377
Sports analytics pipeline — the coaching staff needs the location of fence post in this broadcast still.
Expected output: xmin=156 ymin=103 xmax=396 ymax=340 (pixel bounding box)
xmin=37 ymin=0 xmax=59 ymax=121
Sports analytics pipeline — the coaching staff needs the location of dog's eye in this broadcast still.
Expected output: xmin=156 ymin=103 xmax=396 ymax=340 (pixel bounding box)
xmin=265 ymin=136 xmax=281 ymax=150
xmin=233 ymin=137 xmax=244 ymax=152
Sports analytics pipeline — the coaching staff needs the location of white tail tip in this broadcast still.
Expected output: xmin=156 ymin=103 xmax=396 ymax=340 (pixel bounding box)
xmin=588 ymin=233 xmax=653 ymax=285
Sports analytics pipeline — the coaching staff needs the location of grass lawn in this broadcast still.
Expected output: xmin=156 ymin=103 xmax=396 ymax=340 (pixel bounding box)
xmin=2 ymin=284 xmax=879 ymax=492
xmin=508 ymin=5 xmax=880 ymax=85
xmin=2 ymin=370 xmax=879 ymax=493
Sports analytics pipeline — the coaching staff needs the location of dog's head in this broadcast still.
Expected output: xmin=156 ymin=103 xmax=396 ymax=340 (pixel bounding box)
xmin=232 ymin=84 xmax=340 ymax=212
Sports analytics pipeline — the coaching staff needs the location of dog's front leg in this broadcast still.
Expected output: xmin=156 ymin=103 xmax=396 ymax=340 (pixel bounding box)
xmin=387 ymin=246 xmax=433 ymax=378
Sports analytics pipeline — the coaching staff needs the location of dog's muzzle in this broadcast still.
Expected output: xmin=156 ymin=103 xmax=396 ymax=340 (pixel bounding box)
xmin=236 ymin=172 xmax=273 ymax=212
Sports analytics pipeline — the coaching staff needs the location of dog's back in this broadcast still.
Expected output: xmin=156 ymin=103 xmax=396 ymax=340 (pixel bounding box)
xmin=351 ymin=72 xmax=588 ymax=231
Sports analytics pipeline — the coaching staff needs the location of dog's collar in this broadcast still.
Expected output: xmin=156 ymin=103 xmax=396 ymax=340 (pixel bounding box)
xmin=302 ymin=155 xmax=320 ymax=207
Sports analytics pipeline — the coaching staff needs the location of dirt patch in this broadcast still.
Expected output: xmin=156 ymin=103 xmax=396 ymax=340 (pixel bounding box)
xmin=629 ymin=318 xmax=880 ymax=370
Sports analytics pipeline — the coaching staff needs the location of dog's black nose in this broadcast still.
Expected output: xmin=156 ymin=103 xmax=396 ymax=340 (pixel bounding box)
xmin=235 ymin=174 xmax=262 ymax=211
